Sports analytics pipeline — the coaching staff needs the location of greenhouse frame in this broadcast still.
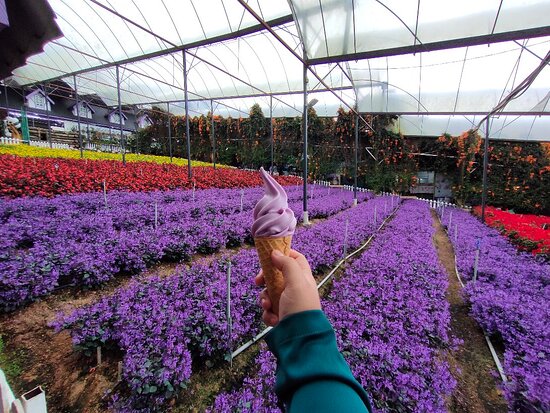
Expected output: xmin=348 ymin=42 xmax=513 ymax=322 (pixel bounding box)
xmin=2 ymin=0 xmax=550 ymax=220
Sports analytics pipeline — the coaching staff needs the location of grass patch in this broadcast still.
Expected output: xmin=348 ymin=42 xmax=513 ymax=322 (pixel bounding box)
xmin=0 ymin=335 xmax=22 ymax=382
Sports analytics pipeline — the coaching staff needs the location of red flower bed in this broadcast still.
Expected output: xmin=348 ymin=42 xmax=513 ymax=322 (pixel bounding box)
xmin=473 ymin=205 xmax=550 ymax=255
xmin=0 ymin=155 xmax=301 ymax=198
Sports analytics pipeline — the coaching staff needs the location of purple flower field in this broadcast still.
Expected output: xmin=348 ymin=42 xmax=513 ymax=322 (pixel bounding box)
xmin=54 ymin=195 xmax=398 ymax=411
xmin=0 ymin=185 xmax=370 ymax=311
xmin=441 ymin=207 xmax=550 ymax=412
xmin=210 ymin=200 xmax=455 ymax=413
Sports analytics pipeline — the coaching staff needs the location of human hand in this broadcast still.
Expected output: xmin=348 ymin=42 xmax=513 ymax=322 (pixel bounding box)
xmin=255 ymin=249 xmax=321 ymax=326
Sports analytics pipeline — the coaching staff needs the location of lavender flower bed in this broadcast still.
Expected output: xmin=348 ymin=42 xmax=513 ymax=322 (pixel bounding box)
xmin=210 ymin=200 xmax=455 ymax=413
xmin=441 ymin=207 xmax=550 ymax=412
xmin=0 ymin=186 xmax=370 ymax=311
xmin=54 ymin=195 xmax=398 ymax=411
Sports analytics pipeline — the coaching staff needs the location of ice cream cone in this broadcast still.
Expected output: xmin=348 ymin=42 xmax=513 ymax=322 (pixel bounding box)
xmin=254 ymin=235 xmax=292 ymax=316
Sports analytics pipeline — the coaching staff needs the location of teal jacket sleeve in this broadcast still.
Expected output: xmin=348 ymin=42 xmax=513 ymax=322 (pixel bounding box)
xmin=265 ymin=310 xmax=372 ymax=413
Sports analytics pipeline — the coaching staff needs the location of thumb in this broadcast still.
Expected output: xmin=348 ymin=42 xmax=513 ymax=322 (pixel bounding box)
xmin=271 ymin=250 xmax=302 ymax=288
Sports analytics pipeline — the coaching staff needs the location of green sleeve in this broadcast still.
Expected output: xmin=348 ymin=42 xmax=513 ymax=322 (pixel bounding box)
xmin=265 ymin=310 xmax=372 ymax=413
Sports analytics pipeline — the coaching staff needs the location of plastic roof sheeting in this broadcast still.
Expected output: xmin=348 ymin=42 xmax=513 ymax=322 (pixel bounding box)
xmin=395 ymin=115 xmax=550 ymax=141
xmin=18 ymin=0 xmax=291 ymax=76
xmin=52 ymin=21 xmax=353 ymax=111
xmin=292 ymin=0 xmax=550 ymax=62
xmin=149 ymin=88 xmax=356 ymax=119
xmin=350 ymin=38 xmax=550 ymax=114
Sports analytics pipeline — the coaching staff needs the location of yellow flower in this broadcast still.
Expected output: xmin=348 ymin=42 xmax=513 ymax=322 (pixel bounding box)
xmin=0 ymin=144 xmax=231 ymax=168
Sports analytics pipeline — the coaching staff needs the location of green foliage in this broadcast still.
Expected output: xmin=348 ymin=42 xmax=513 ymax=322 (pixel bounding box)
xmin=133 ymin=104 xmax=548 ymax=213
xmin=0 ymin=335 xmax=22 ymax=383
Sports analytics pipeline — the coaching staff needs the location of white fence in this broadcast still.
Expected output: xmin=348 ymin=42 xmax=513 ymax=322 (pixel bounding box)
xmin=30 ymin=140 xmax=72 ymax=150
xmin=0 ymin=137 xmax=21 ymax=145
xmin=84 ymin=142 xmax=123 ymax=153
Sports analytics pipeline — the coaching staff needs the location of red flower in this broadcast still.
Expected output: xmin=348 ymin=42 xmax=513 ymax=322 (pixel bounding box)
xmin=473 ymin=205 xmax=550 ymax=255
xmin=0 ymin=155 xmax=301 ymax=198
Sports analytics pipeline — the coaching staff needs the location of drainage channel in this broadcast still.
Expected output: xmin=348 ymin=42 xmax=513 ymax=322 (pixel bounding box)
xmin=436 ymin=213 xmax=508 ymax=384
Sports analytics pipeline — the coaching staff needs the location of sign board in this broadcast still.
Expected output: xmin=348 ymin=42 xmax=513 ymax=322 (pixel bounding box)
xmin=410 ymin=185 xmax=434 ymax=194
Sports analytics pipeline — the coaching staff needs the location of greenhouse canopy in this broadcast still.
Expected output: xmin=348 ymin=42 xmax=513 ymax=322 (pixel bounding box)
xmin=5 ymin=0 xmax=550 ymax=141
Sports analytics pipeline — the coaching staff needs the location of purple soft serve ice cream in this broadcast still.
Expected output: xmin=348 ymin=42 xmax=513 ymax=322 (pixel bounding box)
xmin=251 ymin=167 xmax=296 ymax=238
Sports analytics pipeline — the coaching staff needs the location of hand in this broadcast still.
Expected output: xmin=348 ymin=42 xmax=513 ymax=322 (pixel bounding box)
xmin=255 ymin=249 xmax=321 ymax=326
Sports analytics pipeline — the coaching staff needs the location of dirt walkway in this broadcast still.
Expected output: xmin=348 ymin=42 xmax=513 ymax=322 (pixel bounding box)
xmin=430 ymin=210 xmax=508 ymax=413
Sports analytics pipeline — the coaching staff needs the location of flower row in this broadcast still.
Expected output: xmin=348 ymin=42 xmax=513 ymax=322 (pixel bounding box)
xmin=441 ymin=207 xmax=550 ymax=412
xmin=54 ymin=195 xmax=399 ymax=411
xmin=210 ymin=200 xmax=455 ymax=412
xmin=472 ymin=205 xmax=549 ymax=255
xmin=0 ymin=154 xmax=301 ymax=198
xmin=0 ymin=143 xmax=226 ymax=168
xmin=1 ymin=186 xmax=370 ymax=311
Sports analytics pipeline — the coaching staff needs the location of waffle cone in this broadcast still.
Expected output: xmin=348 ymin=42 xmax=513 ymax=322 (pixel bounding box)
xmin=254 ymin=235 xmax=292 ymax=316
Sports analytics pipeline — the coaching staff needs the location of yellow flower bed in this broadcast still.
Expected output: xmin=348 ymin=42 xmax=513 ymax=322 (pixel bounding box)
xmin=0 ymin=144 xmax=230 ymax=168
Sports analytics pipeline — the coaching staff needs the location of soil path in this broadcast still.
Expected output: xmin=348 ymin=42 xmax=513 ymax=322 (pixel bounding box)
xmin=430 ymin=210 xmax=508 ymax=413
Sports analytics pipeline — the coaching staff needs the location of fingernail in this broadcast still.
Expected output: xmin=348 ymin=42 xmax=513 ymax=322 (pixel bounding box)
xmin=273 ymin=250 xmax=283 ymax=256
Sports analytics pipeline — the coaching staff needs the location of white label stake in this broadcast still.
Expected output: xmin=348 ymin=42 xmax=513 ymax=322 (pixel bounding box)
xmin=343 ymin=219 xmax=349 ymax=258
xmin=227 ymin=261 xmax=233 ymax=367
xmin=473 ymin=239 xmax=481 ymax=282
xmin=154 ymin=201 xmax=158 ymax=229
xmin=240 ymin=189 xmax=244 ymax=213
xmin=454 ymin=223 xmax=458 ymax=243
xmin=102 ymin=180 xmax=108 ymax=208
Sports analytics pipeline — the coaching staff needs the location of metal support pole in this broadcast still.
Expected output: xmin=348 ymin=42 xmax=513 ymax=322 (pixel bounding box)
xmin=481 ymin=118 xmax=490 ymax=223
xmin=3 ymin=83 xmax=8 ymax=111
xmin=86 ymin=122 xmax=90 ymax=146
xmin=73 ymin=75 xmax=83 ymax=158
xmin=302 ymin=61 xmax=309 ymax=225
xmin=45 ymin=87 xmax=51 ymax=148
xmin=211 ymin=99 xmax=216 ymax=169
xmin=167 ymin=102 xmax=172 ymax=161
xmin=115 ymin=65 xmax=125 ymax=164
xmin=353 ymin=111 xmax=358 ymax=205
xmin=183 ymin=50 xmax=192 ymax=178
xmin=270 ymin=95 xmax=274 ymax=173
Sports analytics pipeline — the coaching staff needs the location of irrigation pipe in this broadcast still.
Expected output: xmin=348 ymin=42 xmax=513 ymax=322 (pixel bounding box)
xmin=231 ymin=201 xmax=401 ymax=359
xmin=438 ymin=214 xmax=508 ymax=383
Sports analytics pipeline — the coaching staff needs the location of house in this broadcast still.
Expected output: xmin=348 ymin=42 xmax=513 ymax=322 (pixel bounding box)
xmin=136 ymin=113 xmax=152 ymax=129
xmin=25 ymin=89 xmax=54 ymax=111
xmin=107 ymin=109 xmax=128 ymax=126
xmin=71 ymin=101 xmax=95 ymax=119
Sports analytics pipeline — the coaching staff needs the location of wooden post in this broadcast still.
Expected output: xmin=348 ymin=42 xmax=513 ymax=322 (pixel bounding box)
xmin=117 ymin=361 xmax=123 ymax=382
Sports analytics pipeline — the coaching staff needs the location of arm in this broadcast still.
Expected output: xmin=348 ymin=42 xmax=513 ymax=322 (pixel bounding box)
xmin=266 ymin=310 xmax=372 ymax=412
xmin=256 ymin=250 xmax=372 ymax=413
